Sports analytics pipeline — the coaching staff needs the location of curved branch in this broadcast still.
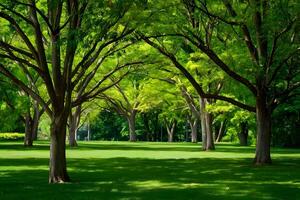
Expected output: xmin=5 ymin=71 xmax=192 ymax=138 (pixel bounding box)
xmin=0 ymin=41 xmax=34 ymax=59
xmin=12 ymin=0 xmax=53 ymax=33
xmin=140 ymin=33 xmax=257 ymax=95
xmin=0 ymin=3 xmax=34 ymax=26
xmin=141 ymin=35 xmax=255 ymax=112
xmin=0 ymin=64 xmax=52 ymax=116
xmin=0 ymin=12 xmax=38 ymax=60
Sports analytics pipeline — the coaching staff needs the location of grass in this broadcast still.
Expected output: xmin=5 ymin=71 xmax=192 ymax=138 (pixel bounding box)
xmin=0 ymin=141 xmax=299 ymax=200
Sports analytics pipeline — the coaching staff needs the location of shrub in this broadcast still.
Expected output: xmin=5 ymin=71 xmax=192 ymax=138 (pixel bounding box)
xmin=0 ymin=133 xmax=25 ymax=141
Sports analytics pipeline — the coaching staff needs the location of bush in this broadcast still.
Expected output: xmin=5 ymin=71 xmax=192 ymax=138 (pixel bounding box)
xmin=0 ymin=133 xmax=24 ymax=141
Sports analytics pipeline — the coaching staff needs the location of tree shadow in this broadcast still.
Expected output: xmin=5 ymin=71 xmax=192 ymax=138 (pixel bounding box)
xmin=0 ymin=156 xmax=299 ymax=200
xmin=1 ymin=141 xmax=299 ymax=155
xmin=0 ymin=141 xmax=50 ymax=151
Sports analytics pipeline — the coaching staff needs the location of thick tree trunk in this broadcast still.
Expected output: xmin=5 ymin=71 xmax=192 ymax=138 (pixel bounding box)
xmin=127 ymin=112 xmax=137 ymax=142
xmin=69 ymin=117 xmax=78 ymax=147
xmin=49 ymin=117 xmax=70 ymax=183
xmin=238 ymin=122 xmax=248 ymax=146
xmin=205 ymin=112 xmax=215 ymax=150
xmin=254 ymin=93 xmax=272 ymax=164
xmin=200 ymin=98 xmax=215 ymax=150
xmin=200 ymin=98 xmax=207 ymax=150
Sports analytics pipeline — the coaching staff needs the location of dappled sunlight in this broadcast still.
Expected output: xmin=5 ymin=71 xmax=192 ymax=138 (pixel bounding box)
xmin=127 ymin=180 xmax=212 ymax=190
xmin=0 ymin=141 xmax=299 ymax=199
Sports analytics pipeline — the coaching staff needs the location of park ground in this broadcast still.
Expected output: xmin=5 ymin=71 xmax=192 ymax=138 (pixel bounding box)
xmin=0 ymin=141 xmax=299 ymax=200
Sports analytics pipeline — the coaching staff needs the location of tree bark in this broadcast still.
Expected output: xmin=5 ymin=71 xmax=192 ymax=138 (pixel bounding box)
xmin=188 ymin=117 xmax=198 ymax=143
xmin=200 ymin=98 xmax=207 ymax=150
xmin=127 ymin=112 xmax=137 ymax=142
xmin=24 ymin=102 xmax=41 ymax=146
xmin=31 ymin=114 xmax=39 ymax=141
xmin=200 ymin=98 xmax=215 ymax=150
xmin=166 ymin=121 xmax=176 ymax=142
xmin=205 ymin=112 xmax=215 ymax=150
xmin=191 ymin=120 xmax=198 ymax=143
xmin=238 ymin=122 xmax=248 ymax=146
xmin=216 ymin=120 xmax=226 ymax=143
xmin=68 ymin=106 xmax=81 ymax=147
xmin=49 ymin=116 xmax=70 ymax=183
xmin=69 ymin=116 xmax=78 ymax=147
xmin=31 ymin=103 xmax=40 ymax=140
xmin=254 ymin=91 xmax=272 ymax=164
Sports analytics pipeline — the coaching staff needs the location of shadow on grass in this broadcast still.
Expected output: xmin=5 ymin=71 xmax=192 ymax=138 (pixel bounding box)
xmin=0 ymin=142 xmax=299 ymax=156
xmin=0 ymin=141 xmax=50 ymax=151
xmin=0 ymin=156 xmax=299 ymax=200
xmin=70 ymin=142 xmax=300 ymax=155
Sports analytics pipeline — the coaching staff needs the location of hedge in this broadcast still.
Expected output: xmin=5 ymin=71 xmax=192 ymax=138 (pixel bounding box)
xmin=0 ymin=133 xmax=25 ymax=141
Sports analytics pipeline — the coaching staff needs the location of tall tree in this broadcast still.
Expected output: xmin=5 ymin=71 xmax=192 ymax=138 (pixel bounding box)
xmin=140 ymin=0 xmax=300 ymax=164
xmin=0 ymin=0 xmax=143 ymax=182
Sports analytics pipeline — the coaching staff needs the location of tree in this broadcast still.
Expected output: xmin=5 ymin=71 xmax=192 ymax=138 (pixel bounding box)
xmin=180 ymin=85 xmax=199 ymax=143
xmin=23 ymin=96 xmax=46 ymax=146
xmin=0 ymin=0 xmax=144 ymax=182
xmin=68 ymin=58 xmax=140 ymax=146
xmin=140 ymin=0 xmax=300 ymax=164
xmin=0 ymin=74 xmax=45 ymax=146
xmin=100 ymin=77 xmax=144 ymax=142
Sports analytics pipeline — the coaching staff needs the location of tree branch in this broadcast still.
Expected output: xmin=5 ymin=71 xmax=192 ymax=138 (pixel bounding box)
xmin=0 ymin=64 xmax=52 ymax=116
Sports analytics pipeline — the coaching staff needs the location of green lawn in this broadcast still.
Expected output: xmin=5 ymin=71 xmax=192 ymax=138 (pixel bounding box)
xmin=0 ymin=141 xmax=299 ymax=200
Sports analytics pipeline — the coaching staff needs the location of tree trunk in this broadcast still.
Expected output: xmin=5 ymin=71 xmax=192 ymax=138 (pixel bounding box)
xmin=24 ymin=113 xmax=33 ymax=147
xmin=31 ymin=101 xmax=41 ymax=140
xmin=69 ymin=116 xmax=78 ymax=147
xmin=200 ymin=98 xmax=215 ymax=150
xmin=87 ymin=116 xmax=91 ymax=141
xmin=49 ymin=116 xmax=70 ymax=183
xmin=216 ymin=120 xmax=226 ymax=143
xmin=188 ymin=117 xmax=198 ymax=143
xmin=238 ymin=122 xmax=248 ymax=146
xmin=68 ymin=106 xmax=81 ymax=147
xmin=127 ymin=112 xmax=137 ymax=142
xmin=205 ymin=112 xmax=215 ymax=150
xmin=200 ymin=98 xmax=207 ymax=150
xmin=31 ymin=114 xmax=39 ymax=141
xmin=24 ymin=103 xmax=41 ymax=146
xmin=254 ymin=92 xmax=272 ymax=164
xmin=167 ymin=130 xmax=173 ymax=142
xmin=166 ymin=121 xmax=176 ymax=142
